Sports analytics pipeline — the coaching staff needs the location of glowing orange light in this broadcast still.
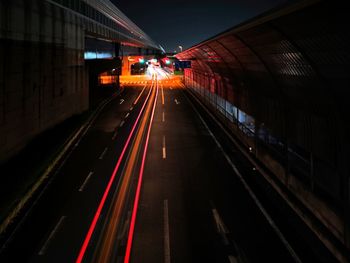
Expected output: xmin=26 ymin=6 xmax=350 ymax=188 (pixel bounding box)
xmin=99 ymin=76 xmax=117 ymax=85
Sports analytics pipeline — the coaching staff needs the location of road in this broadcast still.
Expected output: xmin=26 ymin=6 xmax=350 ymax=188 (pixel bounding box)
xmin=0 ymin=69 xmax=337 ymax=263
xmin=128 ymin=76 xmax=298 ymax=263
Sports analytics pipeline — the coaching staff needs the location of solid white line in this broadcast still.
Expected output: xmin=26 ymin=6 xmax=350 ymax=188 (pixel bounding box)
xmin=162 ymin=111 xmax=165 ymax=122
xmin=125 ymin=113 xmax=130 ymax=118
xmin=79 ymin=172 xmax=93 ymax=192
xmin=120 ymin=120 xmax=125 ymax=127
xmin=185 ymin=93 xmax=303 ymax=263
xmin=164 ymin=200 xmax=171 ymax=263
xmin=99 ymin=147 xmax=108 ymax=160
xmin=38 ymin=216 xmax=66 ymax=255
xmin=162 ymin=136 xmax=167 ymax=159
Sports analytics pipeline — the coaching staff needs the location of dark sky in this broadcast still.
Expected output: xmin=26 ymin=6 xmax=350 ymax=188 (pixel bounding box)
xmin=112 ymin=0 xmax=294 ymax=52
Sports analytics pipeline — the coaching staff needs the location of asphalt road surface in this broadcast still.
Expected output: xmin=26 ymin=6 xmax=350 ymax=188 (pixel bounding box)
xmin=0 ymin=71 xmax=338 ymax=263
xmin=129 ymin=79 xmax=298 ymax=263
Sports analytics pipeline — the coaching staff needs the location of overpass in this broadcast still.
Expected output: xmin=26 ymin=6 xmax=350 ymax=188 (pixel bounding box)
xmin=0 ymin=0 xmax=161 ymax=161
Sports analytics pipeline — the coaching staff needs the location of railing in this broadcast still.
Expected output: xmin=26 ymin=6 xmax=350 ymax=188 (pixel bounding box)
xmin=184 ymin=73 xmax=341 ymax=208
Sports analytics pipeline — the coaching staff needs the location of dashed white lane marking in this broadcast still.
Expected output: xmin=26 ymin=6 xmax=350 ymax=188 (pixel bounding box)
xmin=162 ymin=111 xmax=165 ymax=122
xmin=162 ymin=136 xmax=167 ymax=159
xmin=125 ymin=112 xmax=130 ymax=118
xmin=120 ymin=120 xmax=125 ymax=127
xmin=212 ymin=208 xmax=230 ymax=245
xmin=117 ymin=211 xmax=131 ymax=240
xmin=79 ymin=171 xmax=93 ymax=192
xmin=119 ymin=99 xmax=125 ymax=104
xmin=112 ymin=131 xmax=118 ymax=140
xmin=38 ymin=216 xmax=66 ymax=255
xmin=228 ymin=255 xmax=238 ymax=263
xmin=99 ymin=147 xmax=108 ymax=160
xmin=164 ymin=200 xmax=171 ymax=263
xmin=130 ymin=106 xmax=134 ymax=111
xmin=161 ymin=85 xmax=165 ymax=105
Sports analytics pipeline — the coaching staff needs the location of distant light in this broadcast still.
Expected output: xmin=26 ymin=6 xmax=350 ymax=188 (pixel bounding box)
xmin=84 ymin=52 xmax=97 ymax=60
xmin=139 ymin=58 xmax=145 ymax=63
xmin=84 ymin=52 xmax=113 ymax=60
xmin=165 ymin=59 xmax=171 ymax=65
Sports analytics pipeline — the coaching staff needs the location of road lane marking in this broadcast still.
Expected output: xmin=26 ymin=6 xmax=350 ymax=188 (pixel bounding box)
xmin=38 ymin=216 xmax=66 ymax=255
xmin=228 ymin=255 xmax=238 ymax=263
xmin=161 ymin=85 xmax=165 ymax=105
xmin=99 ymin=147 xmax=108 ymax=160
xmin=112 ymin=131 xmax=118 ymax=140
xmin=79 ymin=172 xmax=93 ymax=192
xmin=120 ymin=120 xmax=125 ymax=127
xmin=162 ymin=111 xmax=165 ymax=122
xmin=119 ymin=99 xmax=125 ymax=105
xmin=125 ymin=113 xmax=130 ymax=119
xmin=162 ymin=136 xmax=167 ymax=159
xmin=130 ymin=106 xmax=133 ymax=111
xmin=164 ymin=200 xmax=171 ymax=263
xmin=212 ymin=208 xmax=230 ymax=245
xmin=117 ymin=211 xmax=131 ymax=240
xmin=186 ymin=93 xmax=302 ymax=263
xmin=212 ymin=208 xmax=229 ymax=234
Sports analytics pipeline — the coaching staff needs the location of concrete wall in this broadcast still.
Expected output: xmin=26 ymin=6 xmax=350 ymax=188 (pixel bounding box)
xmin=0 ymin=0 xmax=88 ymax=162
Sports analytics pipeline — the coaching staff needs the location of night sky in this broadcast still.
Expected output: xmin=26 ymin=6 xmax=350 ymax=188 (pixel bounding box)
xmin=112 ymin=0 xmax=295 ymax=52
